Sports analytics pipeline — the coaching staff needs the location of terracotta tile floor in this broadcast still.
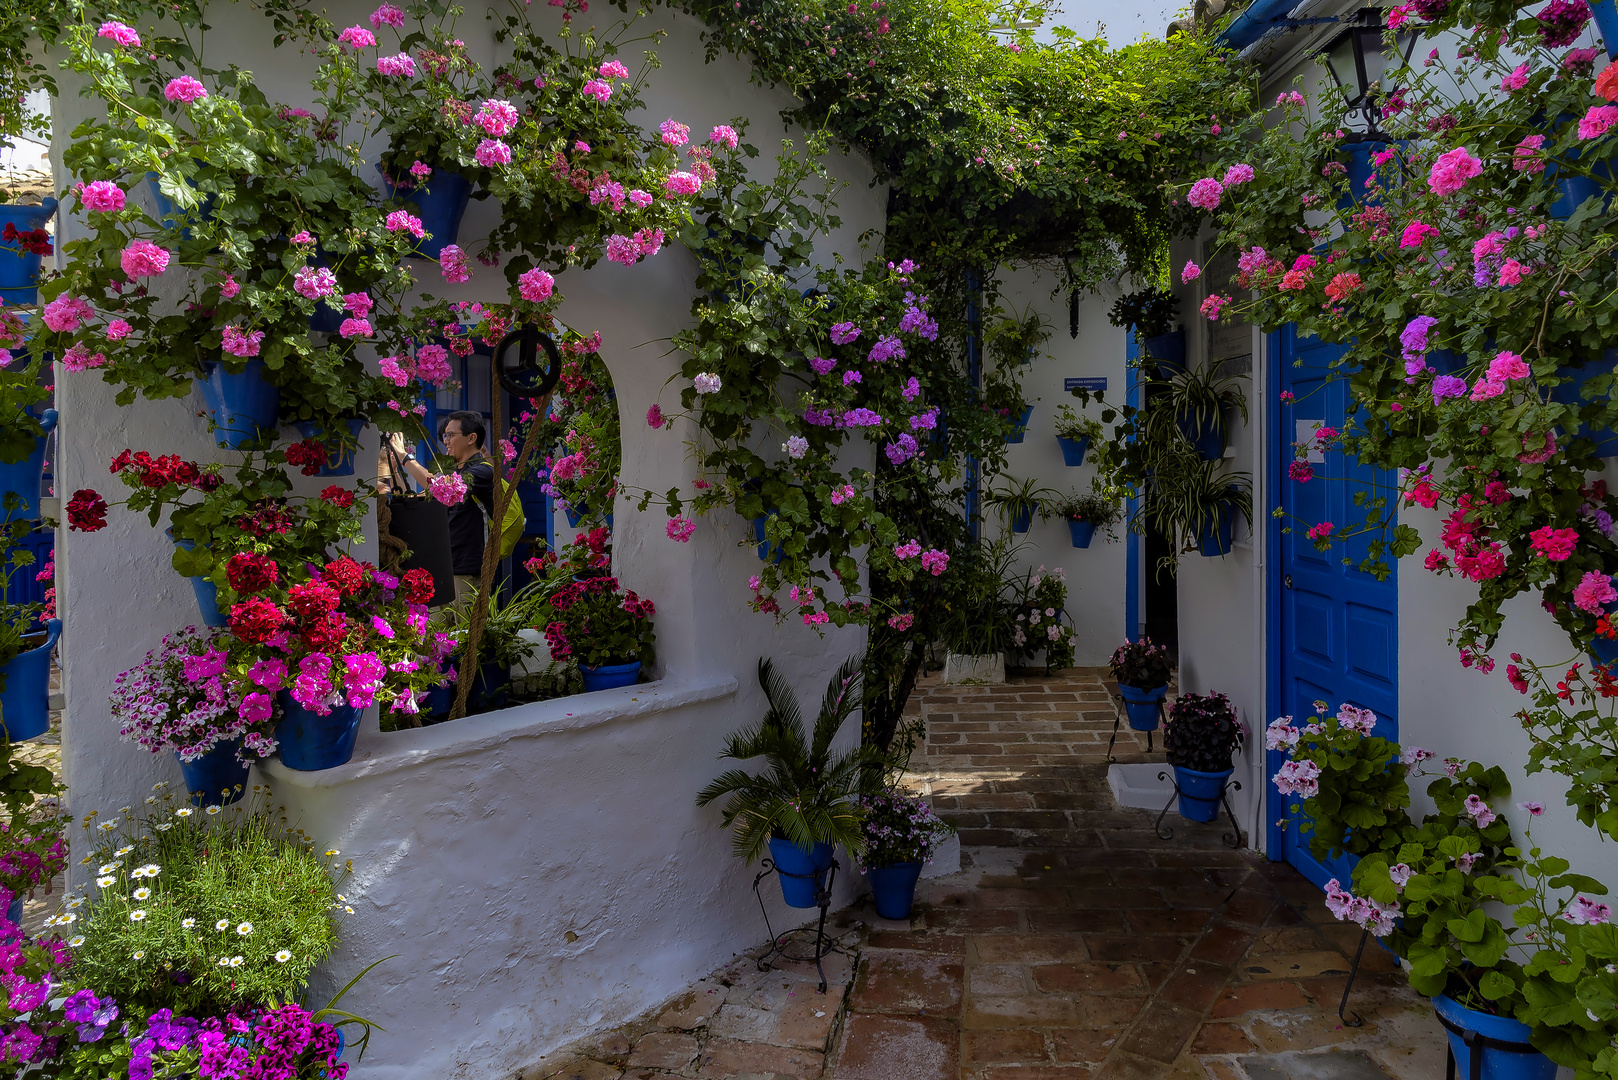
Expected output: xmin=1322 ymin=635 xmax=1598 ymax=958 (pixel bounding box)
xmin=523 ymin=669 xmax=1448 ymax=1080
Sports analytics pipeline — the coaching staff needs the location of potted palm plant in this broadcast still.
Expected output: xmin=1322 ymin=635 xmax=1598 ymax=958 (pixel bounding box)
xmin=1053 ymin=405 xmax=1103 ymax=466
xmin=697 ymin=657 xmax=886 ymax=908
xmin=1053 ymin=489 xmax=1122 ymax=548
xmin=1109 ymin=638 xmax=1172 ymax=731
xmin=1163 ymin=691 xmax=1244 ymax=821
xmin=859 ymin=791 xmax=955 ymax=920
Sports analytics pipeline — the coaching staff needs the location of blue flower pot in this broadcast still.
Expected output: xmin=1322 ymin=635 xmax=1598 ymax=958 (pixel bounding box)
xmin=1010 ymin=506 xmax=1033 ymax=533
xmin=0 ymin=409 xmax=56 ymax=521
xmin=1595 ymin=0 xmax=1618 ymax=57
xmin=563 ymin=504 xmax=585 ymax=529
xmin=752 ymin=515 xmax=783 ymax=563
xmin=470 ymin=663 xmax=510 ymax=712
xmin=1005 ymin=405 xmax=1033 ymax=444
xmin=273 ymin=694 xmax=362 ymax=771
xmin=1118 ymin=682 xmax=1165 ymax=731
xmin=1176 ymin=413 xmax=1226 ymax=460
xmin=1068 ymin=519 xmax=1096 ymax=548
xmin=145 ymin=172 xmax=214 ymax=238
xmin=579 ymin=660 xmax=641 ymax=692
xmin=292 ymin=419 xmax=365 ymax=476
xmin=1057 ymin=436 xmax=1089 ymax=466
xmin=379 ymin=166 xmax=471 ymax=260
xmin=175 ymin=737 xmax=250 ymax=807
xmin=1198 ymin=502 xmax=1236 ymax=557
xmin=0 ymin=618 xmax=58 ymax=742
xmin=199 ymin=359 xmax=281 ymax=448
xmin=767 ymin=836 xmax=834 ymax=909
xmin=867 ymin=861 xmax=923 ymax=920
xmin=1550 ymin=356 xmax=1618 ymax=458
xmin=169 ymin=534 xmax=228 ymax=628
xmin=1173 ymin=765 xmax=1232 ymax=823
xmin=0 ymin=200 xmax=58 ymax=306
xmin=1141 ymin=329 xmax=1185 ymax=369
xmin=1433 ymin=994 xmax=1558 ymax=1080
xmin=3 ymin=895 xmax=22 ymax=943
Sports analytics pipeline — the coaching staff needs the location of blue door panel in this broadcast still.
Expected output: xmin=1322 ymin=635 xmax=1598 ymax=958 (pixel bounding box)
xmin=1270 ymin=325 xmax=1398 ymax=889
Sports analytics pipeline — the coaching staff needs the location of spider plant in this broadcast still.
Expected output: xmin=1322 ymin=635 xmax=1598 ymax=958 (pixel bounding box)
xmin=984 ymin=476 xmax=1059 ymax=532
xmin=938 ymin=533 xmax=1022 ymax=656
xmin=696 ymin=656 xmax=886 ymax=863
xmin=1162 ymin=360 xmax=1248 ymax=457
xmin=1144 ymin=455 xmax=1252 ymax=570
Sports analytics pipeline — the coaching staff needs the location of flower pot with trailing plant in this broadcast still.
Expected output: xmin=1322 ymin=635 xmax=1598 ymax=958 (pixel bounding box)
xmin=1054 ymin=404 xmax=1102 ymax=466
xmin=1109 ymin=288 xmax=1182 ymax=369
xmin=940 ymin=538 xmax=1019 ymax=684
xmin=109 ymin=626 xmax=281 ymax=806
xmin=198 ymin=359 xmax=282 ymax=449
xmin=859 ymin=791 xmax=955 ymax=920
xmin=1164 ymin=360 xmax=1247 ymax=462
xmin=985 ymin=478 xmax=1056 ymax=535
xmin=1148 ymin=456 xmax=1252 ymax=559
xmin=378 ymin=164 xmax=473 ymax=261
xmin=0 ymin=195 xmax=56 ymax=307
xmin=291 ymin=418 xmax=367 ymax=476
xmin=697 ymin=657 xmax=885 ymax=908
xmin=1053 ymin=489 xmax=1122 ymax=549
xmin=1163 ymin=691 xmax=1243 ymax=822
xmin=1110 ymin=638 xmax=1171 ymax=731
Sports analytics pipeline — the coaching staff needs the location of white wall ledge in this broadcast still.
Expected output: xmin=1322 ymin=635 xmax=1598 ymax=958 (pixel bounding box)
xmin=261 ymin=674 xmax=739 ymax=788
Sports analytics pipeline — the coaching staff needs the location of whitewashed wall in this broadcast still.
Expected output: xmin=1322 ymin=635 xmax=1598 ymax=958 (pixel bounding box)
xmin=51 ymin=3 xmax=888 ymax=1075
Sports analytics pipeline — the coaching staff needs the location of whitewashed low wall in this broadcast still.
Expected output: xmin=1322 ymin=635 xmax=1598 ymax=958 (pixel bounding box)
xmin=259 ymin=676 xmax=865 ymax=1079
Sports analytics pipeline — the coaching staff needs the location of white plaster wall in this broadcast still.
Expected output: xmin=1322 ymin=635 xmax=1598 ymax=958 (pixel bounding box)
xmin=51 ymin=2 xmax=886 ymax=1074
xmin=988 ymin=265 xmax=1129 ymax=667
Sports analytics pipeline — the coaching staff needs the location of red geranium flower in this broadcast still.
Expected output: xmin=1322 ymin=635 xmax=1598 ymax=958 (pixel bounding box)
xmin=228 ymin=596 xmax=286 ymax=643
xmin=284 ymin=439 xmax=329 ymax=476
xmin=401 ymin=568 xmax=435 ymax=605
xmin=319 ymin=485 xmax=355 ymax=508
xmin=66 ymin=490 xmax=109 ymax=532
xmin=287 ymin=580 xmax=341 ymax=619
xmin=322 ymin=556 xmax=367 ymax=596
xmin=225 ymin=552 xmax=280 ymax=595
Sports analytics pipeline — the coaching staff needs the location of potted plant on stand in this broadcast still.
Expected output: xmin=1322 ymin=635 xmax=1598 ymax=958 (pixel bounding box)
xmin=1110 ymin=638 xmax=1172 ymax=731
xmin=1054 ymin=404 xmax=1103 ymax=466
xmin=697 ymin=657 xmax=885 ymax=908
xmin=1053 ymin=489 xmax=1122 ymax=549
xmin=1162 ymin=691 xmax=1244 ymax=822
xmin=858 ymin=790 xmax=955 ymax=920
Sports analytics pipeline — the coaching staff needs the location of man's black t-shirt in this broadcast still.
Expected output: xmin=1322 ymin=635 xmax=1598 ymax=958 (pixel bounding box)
xmin=446 ymin=457 xmax=496 ymax=574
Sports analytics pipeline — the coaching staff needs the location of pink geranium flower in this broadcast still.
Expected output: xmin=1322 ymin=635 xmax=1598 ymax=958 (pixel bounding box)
xmin=518 ymin=268 xmax=554 ymax=302
xmin=474 ymin=139 xmax=512 ymax=167
xmin=78 ymin=180 xmax=126 ymax=212
xmin=97 ymin=21 xmax=142 ymax=47
xmin=1427 ymin=147 xmax=1483 ymax=196
xmin=119 ymin=239 xmax=171 ymax=278
xmin=1574 ymin=570 xmax=1617 ymax=612
xmin=338 ymin=26 xmax=377 ymax=48
xmin=163 ymin=76 xmax=208 ymax=103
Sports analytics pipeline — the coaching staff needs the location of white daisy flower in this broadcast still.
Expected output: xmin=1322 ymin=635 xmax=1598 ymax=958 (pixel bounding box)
xmin=236 ymin=922 xmax=253 ymax=936
xmin=228 ymin=956 xmax=243 ymax=967
xmin=182 ymin=918 xmax=196 ymax=929
xmin=132 ymin=950 xmax=145 ymax=960
xmin=156 ymin=823 xmax=173 ymax=832
xmin=153 ymin=781 xmax=169 ymax=790
xmin=144 ymin=796 xmax=157 ymax=805
xmin=97 ymin=821 xmax=118 ymax=832
xmin=133 ymin=888 xmax=151 ymax=900
xmin=68 ymin=936 xmax=84 ymax=947
xmin=129 ymin=910 xmax=146 ymax=922
xmin=67 ymin=897 xmax=84 ymax=909
xmin=133 ymin=864 xmax=160 ymax=878
xmin=215 ymin=919 xmax=230 ymax=932
xmin=174 ymin=809 xmax=194 ymax=818
xmin=205 ymin=806 xmax=221 ymax=816
xmin=325 ymin=849 xmax=340 ymax=857
xmin=115 ymin=846 xmax=134 ymax=856
xmin=343 ymin=906 xmax=354 ymax=914
xmin=275 ymin=950 xmax=292 ymax=963
xmin=217 ymin=956 xmax=232 ymax=967
xmin=119 ymin=806 xmax=132 ymax=815
xmin=97 ymin=863 xmax=120 ymax=875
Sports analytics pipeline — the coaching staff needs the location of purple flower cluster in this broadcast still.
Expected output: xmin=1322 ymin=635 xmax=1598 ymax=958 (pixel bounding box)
xmin=111 ymin=628 xmax=272 ymax=762
xmin=859 ymin=790 xmax=954 ymax=870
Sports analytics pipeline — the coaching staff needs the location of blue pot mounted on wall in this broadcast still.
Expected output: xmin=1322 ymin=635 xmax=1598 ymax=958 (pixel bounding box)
xmin=292 ymin=419 xmax=365 ymax=476
xmin=1010 ymin=506 xmax=1033 ymax=533
xmin=1005 ymin=405 xmax=1033 ymax=444
xmin=1068 ymin=519 xmax=1096 ymax=548
xmin=1118 ymin=683 xmax=1165 ymax=731
xmin=767 ymin=836 xmax=834 ymax=908
xmin=169 ymin=533 xmax=228 ymax=628
xmin=1141 ymin=329 xmax=1185 ymax=369
xmin=379 ymin=166 xmax=472 ymax=260
xmin=1550 ymin=354 xmax=1618 ymax=458
xmin=1173 ymin=765 xmax=1233 ymax=823
xmin=0 ymin=200 xmax=58 ymax=307
xmin=0 ymin=409 xmax=57 ymax=522
xmin=175 ymin=738 xmax=250 ymax=807
xmin=1198 ymin=502 xmax=1236 ymax=557
xmin=145 ymin=173 xmax=215 ymax=238
xmin=1596 ymin=0 xmax=1618 ymax=56
xmin=867 ymin=861 xmax=923 ymax=920
xmin=1432 ymin=995 xmax=1558 ymax=1080
xmin=1176 ymin=413 xmax=1225 ymax=460
xmin=199 ymin=359 xmax=281 ymax=448
xmin=579 ymin=660 xmax=641 ymax=692
xmin=274 ymin=694 xmax=362 ymax=771
xmin=0 ymin=618 xmax=59 ymax=742
xmin=752 ymin=515 xmax=783 ymax=563
xmin=1057 ymin=436 xmax=1089 ymax=466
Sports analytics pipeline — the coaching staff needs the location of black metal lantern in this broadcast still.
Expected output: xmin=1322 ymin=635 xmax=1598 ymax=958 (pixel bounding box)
xmin=1319 ymin=8 xmax=1419 ymax=141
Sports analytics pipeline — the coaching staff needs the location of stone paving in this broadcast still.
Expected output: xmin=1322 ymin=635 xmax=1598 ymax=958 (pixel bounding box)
xmin=519 ymin=669 xmax=1448 ymax=1080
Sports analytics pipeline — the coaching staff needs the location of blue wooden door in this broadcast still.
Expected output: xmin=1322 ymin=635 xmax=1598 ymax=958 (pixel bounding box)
xmin=1268 ymin=326 xmax=1399 ymax=889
